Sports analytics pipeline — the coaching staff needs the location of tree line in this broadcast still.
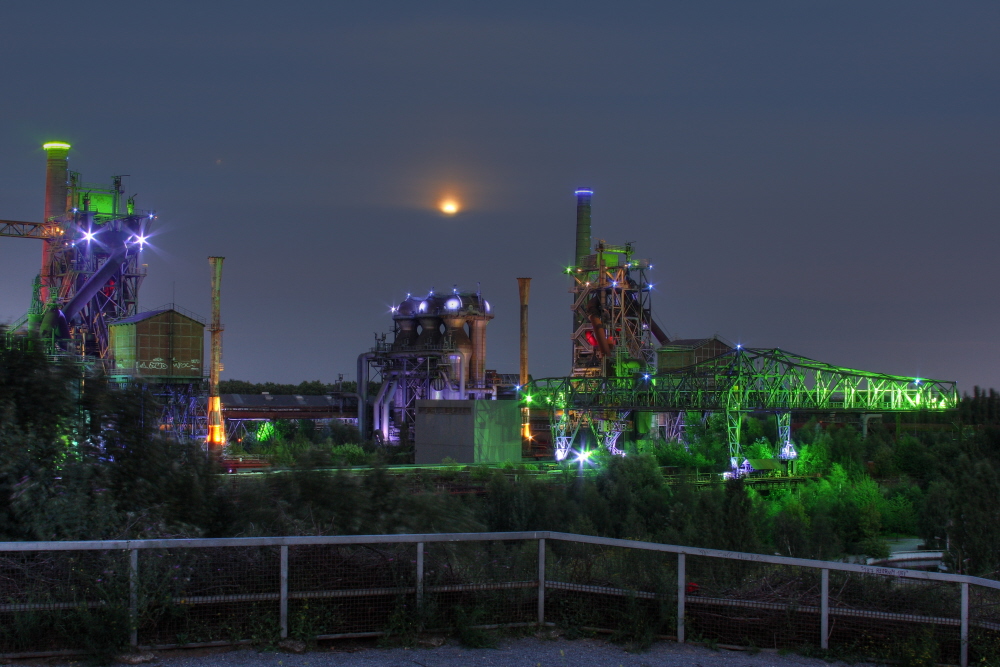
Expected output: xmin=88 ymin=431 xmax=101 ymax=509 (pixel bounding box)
xmin=2 ymin=339 xmax=1000 ymax=578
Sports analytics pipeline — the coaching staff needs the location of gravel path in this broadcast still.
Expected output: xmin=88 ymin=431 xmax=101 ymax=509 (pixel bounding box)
xmin=149 ymin=638 xmax=868 ymax=667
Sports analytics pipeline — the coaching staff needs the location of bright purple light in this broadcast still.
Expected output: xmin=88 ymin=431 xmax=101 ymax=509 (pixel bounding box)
xmin=575 ymin=189 xmax=593 ymax=195
xmin=82 ymin=231 xmax=95 ymax=242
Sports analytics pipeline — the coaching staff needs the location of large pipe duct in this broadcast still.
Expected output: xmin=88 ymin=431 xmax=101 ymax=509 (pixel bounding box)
xmin=62 ymin=244 xmax=129 ymax=322
xmin=356 ymin=351 xmax=375 ymax=441
xmin=41 ymin=142 xmax=71 ymax=305
xmin=649 ymin=317 xmax=670 ymax=346
xmin=469 ymin=317 xmax=488 ymax=391
xmin=574 ymin=188 xmax=593 ymax=267
xmin=206 ymin=256 xmax=225 ymax=448
xmin=517 ymin=277 xmax=531 ymax=386
xmin=443 ymin=314 xmax=473 ymax=385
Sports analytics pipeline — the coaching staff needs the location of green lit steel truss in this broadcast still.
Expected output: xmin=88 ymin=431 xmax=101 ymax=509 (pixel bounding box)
xmin=522 ymin=347 xmax=958 ymax=465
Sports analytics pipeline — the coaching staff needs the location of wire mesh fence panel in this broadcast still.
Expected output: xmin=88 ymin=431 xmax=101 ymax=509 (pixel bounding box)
xmin=287 ymin=542 xmax=415 ymax=639
xmin=683 ymin=554 xmax=821 ymax=650
xmin=0 ymin=549 xmax=129 ymax=654
xmin=136 ymin=546 xmax=280 ymax=646
xmin=421 ymin=539 xmax=537 ymax=633
xmin=3 ymin=533 xmax=1000 ymax=661
xmin=825 ymin=571 xmax=960 ymax=664
xmin=545 ymin=541 xmax=677 ymax=641
xmin=969 ymin=584 xmax=1000 ymax=664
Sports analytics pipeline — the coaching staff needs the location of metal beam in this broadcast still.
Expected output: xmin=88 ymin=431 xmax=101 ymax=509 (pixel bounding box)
xmin=0 ymin=219 xmax=58 ymax=239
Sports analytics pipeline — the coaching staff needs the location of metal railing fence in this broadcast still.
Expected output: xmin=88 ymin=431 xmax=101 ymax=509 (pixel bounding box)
xmin=1 ymin=531 xmax=998 ymax=665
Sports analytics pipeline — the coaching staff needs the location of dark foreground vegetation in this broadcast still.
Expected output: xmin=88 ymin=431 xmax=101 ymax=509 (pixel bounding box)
xmin=3 ymin=340 xmax=1000 ymax=579
xmin=7 ymin=341 xmax=1000 ymax=664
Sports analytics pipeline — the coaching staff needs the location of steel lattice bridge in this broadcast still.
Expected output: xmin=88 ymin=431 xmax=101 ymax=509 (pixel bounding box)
xmin=520 ymin=347 xmax=958 ymax=467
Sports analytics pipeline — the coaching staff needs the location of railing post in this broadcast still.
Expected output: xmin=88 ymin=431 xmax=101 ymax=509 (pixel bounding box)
xmin=416 ymin=542 xmax=424 ymax=605
xmin=677 ymin=552 xmax=685 ymax=643
xmin=129 ymin=548 xmax=138 ymax=649
xmin=961 ymin=582 xmax=969 ymax=667
xmin=821 ymin=568 xmax=829 ymax=650
xmin=279 ymin=545 xmax=288 ymax=639
xmin=537 ymin=538 xmax=546 ymax=626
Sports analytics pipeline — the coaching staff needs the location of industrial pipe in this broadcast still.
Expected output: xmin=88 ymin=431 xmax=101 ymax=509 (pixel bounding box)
xmin=588 ymin=313 xmax=613 ymax=358
xmin=517 ymin=277 xmax=531 ymax=386
xmin=574 ymin=188 xmax=593 ymax=267
xmin=206 ymin=257 xmax=225 ymax=448
xmin=40 ymin=142 xmax=71 ymax=305
xmin=469 ymin=318 xmax=488 ymax=391
xmin=62 ymin=245 xmax=129 ymax=321
xmin=649 ymin=317 xmax=670 ymax=346
xmin=356 ymin=351 xmax=376 ymax=441
xmin=371 ymin=378 xmax=393 ymax=434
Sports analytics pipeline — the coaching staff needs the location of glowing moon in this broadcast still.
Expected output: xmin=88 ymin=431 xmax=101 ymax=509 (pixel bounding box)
xmin=439 ymin=199 xmax=460 ymax=215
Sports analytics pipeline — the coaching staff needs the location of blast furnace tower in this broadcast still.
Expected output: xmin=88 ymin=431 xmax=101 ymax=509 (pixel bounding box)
xmin=358 ymin=288 xmax=495 ymax=444
xmin=568 ymin=189 xmax=669 ymax=377
xmin=1 ymin=142 xmax=152 ymax=359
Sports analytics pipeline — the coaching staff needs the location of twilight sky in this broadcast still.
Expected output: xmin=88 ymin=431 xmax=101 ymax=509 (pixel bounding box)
xmin=1 ymin=1 xmax=998 ymax=391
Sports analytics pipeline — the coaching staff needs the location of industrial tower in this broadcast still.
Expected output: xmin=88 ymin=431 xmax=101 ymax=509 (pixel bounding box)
xmin=2 ymin=143 xmax=209 ymax=443
xmin=0 ymin=142 xmax=151 ymax=359
xmin=523 ymin=188 xmax=958 ymax=469
xmin=358 ymin=289 xmax=495 ymax=444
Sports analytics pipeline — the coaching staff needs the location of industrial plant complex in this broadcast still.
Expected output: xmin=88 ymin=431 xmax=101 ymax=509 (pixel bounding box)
xmin=0 ymin=143 xmax=959 ymax=473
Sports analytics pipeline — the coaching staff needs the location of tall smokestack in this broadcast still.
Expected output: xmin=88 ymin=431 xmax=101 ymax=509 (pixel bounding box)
xmin=574 ymin=188 xmax=593 ymax=267
xmin=40 ymin=142 xmax=71 ymax=305
xmin=206 ymin=256 xmax=225 ymax=448
xmin=517 ymin=277 xmax=531 ymax=387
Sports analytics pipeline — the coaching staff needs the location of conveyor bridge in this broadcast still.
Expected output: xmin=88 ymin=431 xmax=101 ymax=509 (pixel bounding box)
xmin=521 ymin=347 xmax=958 ymax=467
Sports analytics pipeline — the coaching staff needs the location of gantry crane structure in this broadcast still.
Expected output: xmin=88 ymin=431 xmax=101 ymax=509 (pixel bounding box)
xmin=523 ymin=346 xmax=958 ymax=465
xmin=523 ymin=188 xmax=959 ymax=468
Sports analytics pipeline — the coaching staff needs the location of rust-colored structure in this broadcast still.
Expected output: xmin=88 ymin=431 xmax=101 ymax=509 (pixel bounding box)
xmin=517 ymin=277 xmax=531 ymax=387
xmin=207 ymin=257 xmax=225 ymax=448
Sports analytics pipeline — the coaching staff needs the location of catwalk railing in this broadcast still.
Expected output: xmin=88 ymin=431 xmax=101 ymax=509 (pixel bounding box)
xmin=1 ymin=531 xmax=997 ymax=665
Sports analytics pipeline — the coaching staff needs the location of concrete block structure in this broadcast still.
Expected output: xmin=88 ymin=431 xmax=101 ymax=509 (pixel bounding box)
xmin=414 ymin=399 xmax=520 ymax=464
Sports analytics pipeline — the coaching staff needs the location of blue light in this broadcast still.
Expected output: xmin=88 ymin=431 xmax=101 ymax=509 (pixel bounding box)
xmin=82 ymin=231 xmax=95 ymax=242
xmin=736 ymin=344 xmax=742 ymax=350
xmin=643 ymin=374 xmax=650 ymax=380
xmin=575 ymin=188 xmax=593 ymax=195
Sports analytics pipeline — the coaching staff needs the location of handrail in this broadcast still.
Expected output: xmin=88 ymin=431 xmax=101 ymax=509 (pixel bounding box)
xmin=1 ymin=529 xmax=995 ymax=590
